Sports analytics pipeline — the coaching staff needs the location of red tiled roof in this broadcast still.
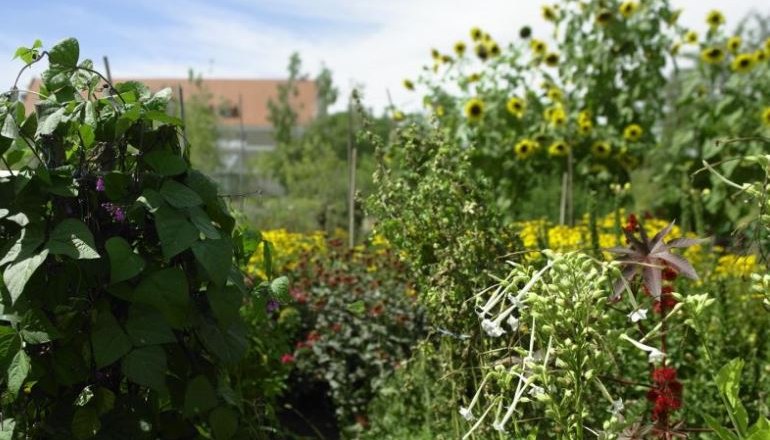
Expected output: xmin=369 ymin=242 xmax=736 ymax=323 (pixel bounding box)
xmin=22 ymin=77 xmax=317 ymax=127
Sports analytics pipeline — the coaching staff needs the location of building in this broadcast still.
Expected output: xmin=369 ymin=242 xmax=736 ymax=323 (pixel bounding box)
xmin=22 ymin=77 xmax=318 ymax=195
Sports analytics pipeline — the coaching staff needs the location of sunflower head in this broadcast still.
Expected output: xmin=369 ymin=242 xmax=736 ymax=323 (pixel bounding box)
xmin=514 ymin=139 xmax=539 ymax=159
xmin=488 ymin=42 xmax=501 ymax=58
xmin=542 ymin=5 xmax=558 ymax=21
xmin=548 ymin=106 xmax=567 ymax=126
xmin=454 ymin=41 xmax=466 ymax=57
xmin=731 ymin=53 xmax=755 ymax=73
xmin=684 ymin=30 xmax=698 ymax=45
xmin=755 ymin=50 xmax=768 ymax=64
xmin=596 ymin=9 xmax=613 ymax=25
xmin=578 ymin=110 xmax=591 ymax=123
xmin=392 ymin=110 xmax=405 ymax=122
xmin=762 ymin=107 xmax=770 ymax=126
xmin=464 ymin=98 xmax=485 ymax=122
xmin=470 ymin=27 xmax=483 ymax=41
xmin=547 ymin=87 xmax=563 ymax=101
xmin=706 ymin=10 xmax=725 ymax=29
xmin=544 ymin=52 xmax=560 ymax=67
xmin=475 ymin=44 xmax=489 ymax=61
xmin=431 ymin=48 xmax=440 ymax=60
xmin=619 ymin=1 xmax=638 ymax=18
xmin=530 ymin=39 xmax=548 ymax=56
xmin=520 ymin=26 xmax=532 ymax=39
xmin=441 ymin=54 xmax=453 ymax=64
xmin=727 ymin=36 xmax=742 ymax=53
xmin=623 ymin=124 xmax=643 ymax=142
xmin=701 ymin=47 xmax=725 ymax=64
xmin=548 ymin=140 xmax=569 ymax=157
xmin=403 ymin=79 xmax=414 ymax=91
xmin=467 ymin=72 xmax=481 ymax=83
xmin=592 ymin=141 xmax=612 ymax=158
xmin=578 ymin=120 xmax=593 ymax=135
xmin=506 ymin=97 xmax=526 ymax=118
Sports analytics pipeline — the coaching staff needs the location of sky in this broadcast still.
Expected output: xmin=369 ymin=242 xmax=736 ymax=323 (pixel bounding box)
xmin=1 ymin=0 xmax=767 ymax=114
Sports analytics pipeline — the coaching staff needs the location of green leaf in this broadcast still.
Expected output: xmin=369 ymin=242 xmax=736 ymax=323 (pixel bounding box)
xmin=7 ymin=349 xmax=30 ymax=395
xmin=71 ymin=407 xmax=100 ymax=440
xmin=704 ymin=414 xmax=737 ymax=440
xmin=37 ymin=107 xmax=66 ymax=136
xmin=183 ymin=375 xmax=218 ymax=417
xmin=0 ymin=226 xmax=44 ymax=267
xmin=48 ymin=38 xmax=80 ymax=68
xmin=160 ymin=180 xmax=203 ymax=208
xmin=91 ymin=309 xmax=132 ymax=368
xmin=0 ymin=418 xmax=14 ymax=440
xmin=188 ymin=207 xmax=221 ymax=239
xmin=136 ymin=189 xmax=164 ymax=213
xmin=3 ymin=249 xmax=49 ymax=304
xmin=144 ymin=150 xmax=187 ymax=176
xmin=207 ymin=285 xmax=242 ymax=326
xmin=145 ymin=110 xmax=183 ymax=126
xmin=1 ymin=114 xmax=18 ymax=140
xmin=122 ymin=346 xmax=167 ymax=392
xmin=78 ymin=124 xmax=95 ymax=148
xmin=346 ymin=300 xmax=366 ymax=317
xmin=0 ymin=327 xmax=21 ymax=373
xmin=209 ymin=407 xmax=238 ymax=440
xmin=154 ymin=206 xmax=199 ymax=260
xmin=20 ymin=309 xmax=61 ymax=344
xmin=262 ymin=240 xmax=273 ymax=280
xmin=92 ymin=387 xmax=115 ymax=416
xmin=133 ymin=268 xmax=191 ymax=329
xmin=46 ymin=219 xmax=99 ymax=259
xmin=105 ymin=237 xmax=145 ymax=284
xmin=103 ymin=171 xmax=130 ymax=201
xmin=717 ymin=358 xmax=744 ymax=409
xmin=192 ymin=239 xmax=232 ymax=286
xmin=746 ymin=430 xmax=770 ymax=440
xmin=197 ymin=320 xmax=246 ymax=366
xmin=270 ymin=276 xmax=290 ymax=303
xmin=124 ymin=305 xmax=176 ymax=346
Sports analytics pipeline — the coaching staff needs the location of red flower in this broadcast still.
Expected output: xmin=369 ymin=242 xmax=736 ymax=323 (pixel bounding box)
xmin=647 ymin=367 xmax=683 ymax=421
xmin=624 ymin=213 xmax=638 ymax=233
xmin=662 ymin=267 xmax=678 ymax=281
xmin=307 ymin=330 xmax=321 ymax=342
xmin=652 ymin=367 xmax=677 ymax=384
xmin=281 ymin=353 xmax=295 ymax=364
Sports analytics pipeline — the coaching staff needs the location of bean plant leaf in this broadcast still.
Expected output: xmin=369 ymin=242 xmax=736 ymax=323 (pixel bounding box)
xmin=37 ymin=107 xmax=67 ymax=136
xmin=122 ymin=346 xmax=167 ymax=392
xmin=47 ymin=219 xmax=99 ymax=259
xmin=183 ymin=375 xmax=218 ymax=417
xmin=71 ymin=407 xmax=100 ymax=440
xmin=0 ymin=226 xmax=44 ymax=267
xmin=144 ymin=150 xmax=187 ymax=176
xmin=105 ymin=237 xmax=145 ymax=284
xmin=0 ymin=418 xmax=14 ymax=440
xmin=0 ymin=327 xmax=20 ymax=373
xmin=160 ymin=180 xmax=203 ymax=208
xmin=154 ymin=206 xmax=199 ymax=260
xmin=196 ymin=320 xmax=246 ymax=366
xmin=91 ymin=309 xmax=132 ymax=368
xmin=133 ymin=268 xmax=191 ymax=329
xmin=207 ymin=285 xmax=242 ymax=326
xmin=7 ymin=349 xmax=30 ymax=395
xmin=124 ymin=306 xmax=176 ymax=346
xmin=3 ymin=249 xmax=49 ymax=304
xmin=188 ymin=207 xmax=221 ymax=239
xmin=270 ymin=276 xmax=290 ymax=303
xmin=209 ymin=407 xmax=238 ymax=440
xmin=192 ymin=239 xmax=232 ymax=286
xmin=48 ymin=37 xmax=79 ymax=68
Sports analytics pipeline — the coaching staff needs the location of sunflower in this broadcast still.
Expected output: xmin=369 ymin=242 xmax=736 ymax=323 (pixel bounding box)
xmin=623 ymin=124 xmax=643 ymax=142
xmin=727 ymin=36 xmax=742 ymax=53
xmin=468 ymin=72 xmax=481 ymax=83
xmin=731 ymin=53 xmax=755 ymax=73
xmin=592 ymin=141 xmax=612 ymax=158
xmin=578 ymin=120 xmax=593 ymax=135
xmin=701 ymin=47 xmax=725 ymax=64
xmin=431 ymin=48 xmax=440 ymax=60
xmin=506 ymin=97 xmax=526 ymax=118
xmin=706 ymin=10 xmax=725 ymax=29
xmin=547 ymin=87 xmax=563 ymax=101
xmin=464 ymin=98 xmax=485 ymax=122
xmin=454 ymin=41 xmax=466 ymax=57
xmin=530 ymin=39 xmax=547 ymax=56
xmin=756 ymin=50 xmax=768 ymax=63
xmin=619 ymin=1 xmax=638 ymax=18
xmin=470 ymin=27 xmax=483 ymax=41
xmin=475 ymin=44 xmax=489 ymax=61
xmin=441 ymin=54 xmax=453 ymax=64
xmin=548 ymin=140 xmax=569 ymax=157
xmin=578 ymin=110 xmax=591 ymax=124
xmin=542 ymin=5 xmax=557 ymax=21
xmin=520 ymin=26 xmax=532 ymax=39
xmin=514 ymin=139 xmax=539 ymax=159
xmin=596 ymin=9 xmax=613 ymax=25
xmin=403 ymin=79 xmax=414 ymax=91
xmin=392 ymin=110 xmax=405 ymax=122
xmin=684 ymin=30 xmax=698 ymax=45
xmin=544 ymin=52 xmax=560 ymax=67
xmin=762 ymin=107 xmax=770 ymax=126
xmin=548 ymin=106 xmax=567 ymax=126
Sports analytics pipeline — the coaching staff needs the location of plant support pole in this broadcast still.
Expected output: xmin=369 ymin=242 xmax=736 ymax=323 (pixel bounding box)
xmin=347 ymin=93 xmax=357 ymax=249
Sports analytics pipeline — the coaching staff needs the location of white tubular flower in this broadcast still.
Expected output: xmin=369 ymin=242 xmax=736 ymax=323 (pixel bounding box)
xmin=620 ymin=334 xmax=666 ymax=363
xmin=627 ymin=308 xmax=648 ymax=323
xmin=459 ymin=406 xmax=475 ymax=421
xmin=528 ymin=385 xmax=545 ymax=397
xmin=492 ymin=421 xmax=506 ymax=432
xmin=609 ymin=399 xmax=624 ymax=415
xmin=506 ymin=315 xmax=520 ymax=331
xmin=482 ymin=318 xmax=506 ymax=337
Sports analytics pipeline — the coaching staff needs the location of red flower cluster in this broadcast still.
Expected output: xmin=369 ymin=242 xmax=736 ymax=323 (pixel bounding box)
xmin=624 ymin=213 xmax=639 ymax=233
xmin=647 ymin=367 xmax=683 ymax=421
xmin=281 ymin=353 xmax=295 ymax=365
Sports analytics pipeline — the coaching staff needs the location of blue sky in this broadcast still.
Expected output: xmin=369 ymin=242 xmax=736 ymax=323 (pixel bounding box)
xmin=1 ymin=0 xmax=767 ymax=112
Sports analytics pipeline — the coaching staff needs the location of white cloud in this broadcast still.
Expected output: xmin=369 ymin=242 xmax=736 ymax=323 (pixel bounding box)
xmin=1 ymin=0 xmax=767 ymax=113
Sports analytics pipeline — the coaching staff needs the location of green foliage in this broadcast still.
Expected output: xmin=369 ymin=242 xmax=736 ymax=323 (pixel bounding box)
xmin=183 ymin=71 xmax=221 ymax=173
xmin=0 ymin=38 xmax=254 ymax=438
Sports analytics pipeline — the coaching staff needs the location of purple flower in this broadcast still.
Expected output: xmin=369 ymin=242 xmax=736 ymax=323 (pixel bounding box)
xmin=95 ymin=176 xmax=105 ymax=192
xmin=101 ymin=202 xmax=126 ymax=222
xmin=266 ymin=298 xmax=280 ymax=313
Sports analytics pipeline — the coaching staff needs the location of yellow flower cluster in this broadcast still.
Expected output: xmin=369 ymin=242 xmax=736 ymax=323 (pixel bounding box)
xmin=515 ymin=211 xmax=755 ymax=280
xmin=246 ymin=229 xmax=326 ymax=279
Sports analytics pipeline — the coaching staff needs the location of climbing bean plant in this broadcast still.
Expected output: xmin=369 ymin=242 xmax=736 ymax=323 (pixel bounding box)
xmin=0 ymin=38 xmax=266 ymax=439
